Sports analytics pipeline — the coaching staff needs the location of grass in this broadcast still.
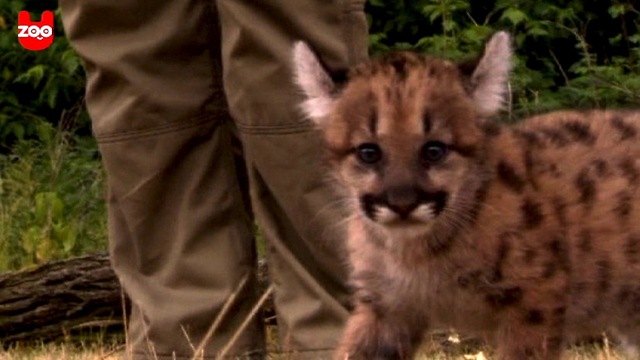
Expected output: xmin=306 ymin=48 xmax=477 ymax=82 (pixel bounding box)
xmin=0 ymin=116 xmax=631 ymax=360
xmin=0 ymin=125 xmax=630 ymax=360
xmin=0 ymin=120 xmax=107 ymax=271
xmin=0 ymin=287 xmax=629 ymax=360
xmin=0 ymin=335 xmax=123 ymax=360
xmin=0 ymin=336 xmax=628 ymax=359
xmin=0 ymin=343 xmax=121 ymax=360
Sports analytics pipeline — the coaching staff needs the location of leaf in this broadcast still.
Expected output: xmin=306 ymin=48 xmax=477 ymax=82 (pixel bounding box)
xmin=45 ymin=80 xmax=60 ymax=109
xmin=500 ymin=7 xmax=528 ymax=26
xmin=608 ymin=4 xmax=626 ymax=18
xmin=35 ymin=191 xmax=65 ymax=222
xmin=61 ymin=49 xmax=81 ymax=74
xmin=526 ymin=24 xmax=549 ymax=38
xmin=460 ymin=26 xmax=494 ymax=46
xmin=36 ymin=236 xmax=54 ymax=263
xmin=8 ymin=122 xmax=25 ymax=140
xmin=53 ymin=223 xmax=78 ymax=253
xmin=23 ymin=227 xmax=40 ymax=254
xmin=422 ymin=4 xmax=442 ymax=24
xmin=14 ymin=65 xmax=46 ymax=87
xmin=35 ymin=121 xmax=54 ymax=143
xmin=443 ymin=19 xmax=456 ymax=32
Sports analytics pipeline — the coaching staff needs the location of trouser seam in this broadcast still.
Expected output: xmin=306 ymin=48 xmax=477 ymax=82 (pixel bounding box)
xmin=342 ymin=0 xmax=366 ymax=65
xmin=235 ymin=121 xmax=315 ymax=135
xmin=96 ymin=112 xmax=225 ymax=143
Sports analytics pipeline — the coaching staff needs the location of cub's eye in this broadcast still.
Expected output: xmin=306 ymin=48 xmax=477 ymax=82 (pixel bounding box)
xmin=356 ymin=143 xmax=382 ymax=164
xmin=421 ymin=141 xmax=448 ymax=164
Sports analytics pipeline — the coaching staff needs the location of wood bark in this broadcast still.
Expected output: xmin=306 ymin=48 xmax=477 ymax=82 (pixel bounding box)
xmin=0 ymin=254 xmax=272 ymax=346
xmin=0 ymin=254 xmax=122 ymax=345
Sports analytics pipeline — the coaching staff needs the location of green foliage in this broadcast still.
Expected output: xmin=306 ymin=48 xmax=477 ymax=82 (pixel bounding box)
xmin=0 ymin=1 xmax=103 ymax=271
xmin=0 ymin=119 xmax=106 ymax=271
xmin=0 ymin=0 xmax=87 ymax=149
xmin=1 ymin=1 xmax=639 ymax=271
xmin=367 ymin=0 xmax=640 ymax=118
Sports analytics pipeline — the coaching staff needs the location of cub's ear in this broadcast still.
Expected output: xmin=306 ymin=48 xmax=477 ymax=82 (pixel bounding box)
xmin=292 ymin=41 xmax=336 ymax=124
xmin=463 ymin=31 xmax=512 ymax=117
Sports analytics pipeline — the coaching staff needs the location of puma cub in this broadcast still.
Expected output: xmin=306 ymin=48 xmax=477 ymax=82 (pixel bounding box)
xmin=293 ymin=32 xmax=640 ymax=359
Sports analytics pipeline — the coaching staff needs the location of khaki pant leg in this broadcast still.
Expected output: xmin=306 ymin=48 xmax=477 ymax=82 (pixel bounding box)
xmin=60 ymin=1 xmax=264 ymax=358
xmin=217 ymin=0 xmax=368 ymax=358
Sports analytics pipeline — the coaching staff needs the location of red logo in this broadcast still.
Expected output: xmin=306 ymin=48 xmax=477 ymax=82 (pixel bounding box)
xmin=17 ymin=11 xmax=54 ymax=51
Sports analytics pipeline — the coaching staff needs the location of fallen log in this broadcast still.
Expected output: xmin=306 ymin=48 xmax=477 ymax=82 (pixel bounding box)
xmin=0 ymin=254 xmax=273 ymax=346
xmin=0 ymin=254 xmax=123 ymax=345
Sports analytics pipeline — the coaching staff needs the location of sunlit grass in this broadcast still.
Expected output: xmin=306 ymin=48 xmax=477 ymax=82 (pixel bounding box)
xmin=0 ymin=333 xmax=628 ymax=360
xmin=0 ymin=338 xmax=122 ymax=360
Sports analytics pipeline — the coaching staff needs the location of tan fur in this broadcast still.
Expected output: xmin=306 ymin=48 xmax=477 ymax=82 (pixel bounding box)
xmin=293 ymin=33 xmax=640 ymax=360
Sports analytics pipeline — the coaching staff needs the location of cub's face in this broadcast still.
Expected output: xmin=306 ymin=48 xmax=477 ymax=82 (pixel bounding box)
xmin=293 ymin=32 xmax=512 ymax=238
xmin=325 ymin=54 xmax=484 ymax=236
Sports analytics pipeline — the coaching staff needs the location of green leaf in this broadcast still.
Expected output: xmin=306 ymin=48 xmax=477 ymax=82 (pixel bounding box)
xmin=460 ymin=26 xmax=494 ymax=46
xmin=35 ymin=191 xmax=65 ymax=222
xmin=23 ymin=227 xmax=40 ymax=254
xmin=61 ymin=49 xmax=81 ymax=74
xmin=500 ymin=8 xmax=528 ymax=26
xmin=56 ymin=224 xmax=78 ymax=253
xmin=36 ymin=236 xmax=54 ymax=263
xmin=526 ymin=24 xmax=550 ymax=38
xmin=35 ymin=121 xmax=54 ymax=143
xmin=422 ymin=4 xmax=442 ymax=24
xmin=608 ymin=4 xmax=626 ymax=18
xmin=8 ymin=122 xmax=25 ymax=140
xmin=46 ymin=81 xmax=60 ymax=109
xmin=14 ymin=65 xmax=46 ymax=87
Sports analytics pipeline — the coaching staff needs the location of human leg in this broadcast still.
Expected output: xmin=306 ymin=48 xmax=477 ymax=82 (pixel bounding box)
xmin=60 ymin=1 xmax=264 ymax=358
xmin=216 ymin=0 xmax=368 ymax=358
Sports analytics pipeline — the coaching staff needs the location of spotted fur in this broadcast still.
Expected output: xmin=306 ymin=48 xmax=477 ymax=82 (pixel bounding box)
xmin=293 ymin=32 xmax=640 ymax=359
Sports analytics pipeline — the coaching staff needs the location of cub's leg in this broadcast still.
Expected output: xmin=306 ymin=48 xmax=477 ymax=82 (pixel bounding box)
xmin=494 ymin=306 xmax=566 ymax=360
xmin=611 ymin=324 xmax=640 ymax=358
xmin=335 ymin=302 xmax=424 ymax=360
xmin=618 ymin=337 xmax=640 ymax=360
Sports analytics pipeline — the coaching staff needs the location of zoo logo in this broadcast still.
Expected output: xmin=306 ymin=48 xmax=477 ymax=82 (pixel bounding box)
xmin=17 ymin=11 xmax=54 ymax=51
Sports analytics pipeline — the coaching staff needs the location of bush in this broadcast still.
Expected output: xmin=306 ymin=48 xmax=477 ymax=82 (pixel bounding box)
xmin=367 ymin=0 xmax=640 ymax=118
xmin=2 ymin=1 xmax=639 ymax=270
xmin=0 ymin=0 xmax=87 ymax=150
xmin=0 ymin=120 xmax=106 ymax=271
xmin=0 ymin=0 xmax=103 ymax=271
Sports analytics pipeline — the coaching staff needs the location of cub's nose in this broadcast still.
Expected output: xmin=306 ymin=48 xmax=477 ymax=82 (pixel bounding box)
xmin=385 ymin=186 xmax=420 ymax=218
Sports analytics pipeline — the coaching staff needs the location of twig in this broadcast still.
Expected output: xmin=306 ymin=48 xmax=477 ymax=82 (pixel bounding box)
xmin=121 ymin=287 xmax=132 ymax=360
xmin=191 ymin=274 xmax=250 ymax=360
xmin=216 ymin=284 xmax=274 ymax=360
xmin=549 ymin=49 xmax=569 ymax=86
